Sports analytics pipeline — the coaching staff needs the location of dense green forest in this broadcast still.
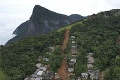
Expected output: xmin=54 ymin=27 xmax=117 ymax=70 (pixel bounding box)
xmin=0 ymin=10 xmax=120 ymax=80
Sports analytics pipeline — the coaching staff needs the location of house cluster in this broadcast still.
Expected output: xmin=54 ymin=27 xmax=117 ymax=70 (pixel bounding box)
xmin=71 ymin=36 xmax=77 ymax=53
xmin=24 ymin=55 xmax=60 ymax=80
xmin=68 ymin=54 xmax=77 ymax=73
xmin=81 ymin=53 xmax=99 ymax=80
xmin=68 ymin=36 xmax=78 ymax=78
xmin=24 ymin=62 xmax=47 ymax=80
xmin=37 ymin=56 xmax=49 ymax=62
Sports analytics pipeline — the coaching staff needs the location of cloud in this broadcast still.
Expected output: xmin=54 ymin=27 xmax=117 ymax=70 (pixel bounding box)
xmin=0 ymin=13 xmax=28 ymax=45
xmin=0 ymin=25 xmax=15 ymax=45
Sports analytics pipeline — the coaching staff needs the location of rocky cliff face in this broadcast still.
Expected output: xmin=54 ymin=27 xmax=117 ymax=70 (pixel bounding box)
xmin=7 ymin=5 xmax=84 ymax=44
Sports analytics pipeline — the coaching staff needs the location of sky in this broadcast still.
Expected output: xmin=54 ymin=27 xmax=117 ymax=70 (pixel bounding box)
xmin=0 ymin=0 xmax=120 ymax=45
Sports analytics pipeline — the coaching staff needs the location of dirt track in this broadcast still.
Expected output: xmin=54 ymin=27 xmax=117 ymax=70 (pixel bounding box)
xmin=58 ymin=29 xmax=70 ymax=80
xmin=61 ymin=29 xmax=70 ymax=51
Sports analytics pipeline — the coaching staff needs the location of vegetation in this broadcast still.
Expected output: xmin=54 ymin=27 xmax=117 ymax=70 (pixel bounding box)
xmin=0 ymin=9 xmax=120 ymax=80
xmin=75 ymin=53 xmax=87 ymax=77
xmin=49 ymin=47 xmax=63 ymax=80
xmin=0 ymin=69 xmax=9 ymax=80
xmin=0 ymin=30 xmax=65 ymax=80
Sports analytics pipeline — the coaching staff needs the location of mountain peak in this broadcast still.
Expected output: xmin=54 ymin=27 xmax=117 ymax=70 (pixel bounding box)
xmin=33 ymin=5 xmax=49 ymax=14
xmin=6 ymin=5 xmax=84 ymax=45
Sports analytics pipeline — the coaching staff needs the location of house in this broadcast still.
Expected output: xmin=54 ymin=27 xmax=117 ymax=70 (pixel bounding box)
xmin=46 ymin=52 xmax=52 ymax=55
xmin=49 ymin=46 xmax=55 ymax=52
xmin=90 ymin=73 xmax=99 ymax=80
xmin=71 ymin=54 xmax=77 ymax=58
xmin=88 ymin=53 xmax=93 ymax=57
xmin=35 ymin=77 xmax=43 ymax=80
xmin=71 ymin=47 xmax=77 ymax=53
xmin=36 ymin=63 xmax=42 ymax=68
xmin=70 ymin=58 xmax=76 ymax=63
xmin=68 ymin=62 xmax=74 ymax=67
xmin=24 ymin=77 xmax=36 ymax=80
xmin=55 ymin=73 xmax=60 ymax=80
xmin=87 ymin=57 xmax=94 ymax=64
xmin=37 ymin=70 xmax=44 ymax=76
xmin=71 ymin=36 xmax=75 ymax=38
xmin=42 ymin=58 xmax=49 ymax=62
xmin=34 ymin=69 xmax=40 ymax=75
xmin=71 ymin=45 xmax=77 ymax=48
xmin=43 ymin=71 xmax=54 ymax=80
xmin=72 ymin=41 xmax=75 ymax=44
xmin=88 ymin=70 xmax=99 ymax=80
xmin=87 ymin=70 xmax=94 ymax=74
xmin=71 ymin=45 xmax=77 ymax=53
xmin=77 ymin=77 xmax=81 ymax=80
xmin=39 ymin=66 xmax=47 ymax=72
xmin=81 ymin=73 xmax=88 ymax=79
xmin=68 ymin=62 xmax=74 ymax=72
xmin=68 ymin=68 xmax=74 ymax=72
xmin=37 ymin=56 xmax=42 ymax=61
xmin=68 ymin=62 xmax=74 ymax=68
xmin=87 ymin=64 xmax=93 ymax=69
xmin=31 ymin=74 xmax=38 ymax=78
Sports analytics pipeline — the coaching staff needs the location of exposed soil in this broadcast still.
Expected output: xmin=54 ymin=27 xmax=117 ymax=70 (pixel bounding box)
xmin=99 ymin=70 xmax=105 ymax=80
xmin=58 ymin=29 xmax=70 ymax=80
xmin=61 ymin=29 xmax=70 ymax=52
xmin=58 ymin=58 xmax=69 ymax=80
xmin=117 ymin=36 xmax=120 ymax=44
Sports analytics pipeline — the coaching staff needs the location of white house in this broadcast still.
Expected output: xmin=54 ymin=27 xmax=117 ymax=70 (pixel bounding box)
xmin=35 ymin=77 xmax=43 ymax=80
xmin=37 ymin=70 xmax=44 ymax=76
xmin=71 ymin=36 xmax=75 ymax=38
xmin=70 ymin=58 xmax=76 ymax=63
xmin=24 ymin=77 xmax=36 ymax=80
xmin=68 ymin=68 xmax=74 ymax=72
xmin=72 ymin=41 xmax=75 ymax=44
xmin=81 ymin=73 xmax=88 ymax=79
xmin=36 ymin=63 xmax=42 ymax=68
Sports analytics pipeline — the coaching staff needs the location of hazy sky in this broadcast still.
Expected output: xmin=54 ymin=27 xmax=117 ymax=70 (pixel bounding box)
xmin=0 ymin=0 xmax=120 ymax=45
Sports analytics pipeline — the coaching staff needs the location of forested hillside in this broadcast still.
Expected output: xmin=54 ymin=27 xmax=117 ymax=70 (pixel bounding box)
xmin=0 ymin=30 xmax=65 ymax=80
xmin=69 ymin=10 xmax=120 ymax=79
